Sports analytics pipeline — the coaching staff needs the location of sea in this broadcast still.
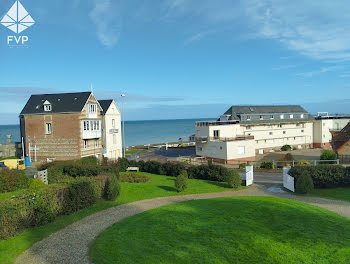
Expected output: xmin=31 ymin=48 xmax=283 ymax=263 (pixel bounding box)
xmin=0 ymin=118 xmax=212 ymax=147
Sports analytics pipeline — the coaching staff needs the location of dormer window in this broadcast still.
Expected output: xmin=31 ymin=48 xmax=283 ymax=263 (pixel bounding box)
xmin=43 ymin=100 xmax=51 ymax=112
xmin=89 ymin=104 xmax=97 ymax=113
xmin=300 ymin=114 xmax=304 ymax=118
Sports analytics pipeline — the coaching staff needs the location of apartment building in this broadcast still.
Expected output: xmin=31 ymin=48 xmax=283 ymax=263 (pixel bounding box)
xmin=313 ymin=114 xmax=350 ymax=149
xmin=191 ymin=105 xmax=314 ymax=164
xmin=19 ymin=92 xmax=105 ymax=161
xmin=99 ymin=100 xmax=122 ymax=160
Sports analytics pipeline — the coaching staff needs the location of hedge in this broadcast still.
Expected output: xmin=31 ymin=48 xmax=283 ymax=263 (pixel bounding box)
xmin=0 ymin=170 xmax=30 ymax=193
xmin=120 ymin=173 xmax=151 ymax=183
xmin=289 ymin=165 xmax=349 ymax=188
xmin=0 ymin=177 xmax=103 ymax=240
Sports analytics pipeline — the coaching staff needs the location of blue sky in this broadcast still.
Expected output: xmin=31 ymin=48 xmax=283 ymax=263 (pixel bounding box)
xmin=1 ymin=0 xmax=350 ymax=124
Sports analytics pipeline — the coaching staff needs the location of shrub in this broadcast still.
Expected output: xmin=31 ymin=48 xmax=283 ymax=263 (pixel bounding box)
xmin=297 ymin=160 xmax=311 ymax=166
xmin=29 ymin=179 xmax=46 ymax=190
xmin=239 ymin=163 xmax=246 ymax=169
xmin=320 ymin=150 xmax=337 ymax=162
xmin=175 ymin=171 xmax=188 ymax=192
xmin=226 ymin=170 xmax=241 ymax=189
xmin=281 ymin=145 xmax=292 ymax=151
xmin=120 ymin=173 xmax=151 ymax=183
xmin=260 ymin=161 xmax=274 ymax=169
xmin=0 ymin=170 xmax=30 ymax=192
xmin=80 ymin=156 xmax=99 ymax=166
xmin=295 ymin=172 xmax=314 ymax=194
xmin=105 ymin=174 xmax=121 ymax=201
xmin=47 ymin=167 xmax=65 ymax=184
xmin=289 ymin=165 xmax=347 ymax=188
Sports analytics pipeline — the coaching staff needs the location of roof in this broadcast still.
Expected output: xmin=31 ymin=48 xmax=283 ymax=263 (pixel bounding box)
xmin=98 ymin=100 xmax=113 ymax=115
xmin=223 ymin=105 xmax=308 ymax=116
xmin=20 ymin=92 xmax=93 ymax=115
xmin=332 ymin=122 xmax=350 ymax=151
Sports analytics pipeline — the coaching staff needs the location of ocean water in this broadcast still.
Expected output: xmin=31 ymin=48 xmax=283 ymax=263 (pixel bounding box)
xmin=0 ymin=118 xmax=211 ymax=147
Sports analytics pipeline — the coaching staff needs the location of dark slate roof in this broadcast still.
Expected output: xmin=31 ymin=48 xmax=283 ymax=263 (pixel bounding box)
xmin=98 ymin=100 xmax=113 ymax=115
xmin=223 ymin=105 xmax=308 ymax=116
xmin=20 ymin=92 xmax=92 ymax=115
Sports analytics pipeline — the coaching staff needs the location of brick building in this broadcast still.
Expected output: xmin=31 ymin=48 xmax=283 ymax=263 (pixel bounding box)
xmin=332 ymin=122 xmax=350 ymax=163
xmin=19 ymin=92 xmax=105 ymax=162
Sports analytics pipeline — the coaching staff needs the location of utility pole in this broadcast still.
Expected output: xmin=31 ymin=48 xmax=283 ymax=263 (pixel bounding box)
xmin=121 ymin=93 xmax=126 ymax=157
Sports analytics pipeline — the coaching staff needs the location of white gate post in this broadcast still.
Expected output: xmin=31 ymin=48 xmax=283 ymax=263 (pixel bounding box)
xmin=245 ymin=165 xmax=253 ymax=186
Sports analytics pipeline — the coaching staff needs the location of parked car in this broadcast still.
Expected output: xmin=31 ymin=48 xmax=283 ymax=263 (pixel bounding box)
xmin=0 ymin=159 xmax=25 ymax=170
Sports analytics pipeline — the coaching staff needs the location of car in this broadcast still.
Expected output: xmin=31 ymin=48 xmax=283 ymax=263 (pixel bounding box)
xmin=0 ymin=162 xmax=8 ymax=170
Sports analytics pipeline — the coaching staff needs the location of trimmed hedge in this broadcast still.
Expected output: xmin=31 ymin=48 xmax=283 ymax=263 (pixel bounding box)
xmin=120 ymin=173 xmax=151 ymax=183
xmin=0 ymin=177 xmax=103 ymax=240
xmin=260 ymin=161 xmax=274 ymax=169
xmin=226 ymin=170 xmax=242 ymax=189
xmin=289 ymin=165 xmax=349 ymax=188
xmin=0 ymin=170 xmax=30 ymax=193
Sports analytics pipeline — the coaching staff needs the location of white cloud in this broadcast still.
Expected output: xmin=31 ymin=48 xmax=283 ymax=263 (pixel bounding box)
xmin=296 ymin=66 xmax=344 ymax=77
xmin=89 ymin=0 xmax=122 ymax=47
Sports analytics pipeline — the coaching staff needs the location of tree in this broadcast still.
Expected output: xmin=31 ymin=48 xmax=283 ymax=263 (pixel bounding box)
xmin=175 ymin=171 xmax=188 ymax=192
xmin=320 ymin=150 xmax=337 ymax=161
xmin=226 ymin=170 xmax=241 ymax=189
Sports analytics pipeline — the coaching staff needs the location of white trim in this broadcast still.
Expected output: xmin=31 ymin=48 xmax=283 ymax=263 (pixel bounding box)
xmin=81 ymin=93 xmax=104 ymax=113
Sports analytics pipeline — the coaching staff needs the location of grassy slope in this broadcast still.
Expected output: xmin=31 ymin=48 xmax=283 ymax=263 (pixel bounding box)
xmin=125 ymin=149 xmax=145 ymax=155
xmin=91 ymin=196 xmax=350 ymax=264
xmin=307 ymin=188 xmax=350 ymax=203
xmin=0 ymin=172 xmax=240 ymax=264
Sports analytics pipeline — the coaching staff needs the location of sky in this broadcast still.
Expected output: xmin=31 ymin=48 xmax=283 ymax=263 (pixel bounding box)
xmin=1 ymin=0 xmax=350 ymax=124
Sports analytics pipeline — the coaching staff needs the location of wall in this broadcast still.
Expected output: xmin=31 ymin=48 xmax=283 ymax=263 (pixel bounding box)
xmin=102 ymin=102 xmax=122 ymax=160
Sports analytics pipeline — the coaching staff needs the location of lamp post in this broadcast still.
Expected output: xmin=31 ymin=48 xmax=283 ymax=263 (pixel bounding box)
xmin=121 ymin=93 xmax=126 ymax=157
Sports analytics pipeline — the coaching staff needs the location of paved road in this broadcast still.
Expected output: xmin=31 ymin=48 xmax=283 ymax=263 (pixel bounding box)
xmin=253 ymin=171 xmax=282 ymax=185
xmin=16 ymin=184 xmax=350 ymax=264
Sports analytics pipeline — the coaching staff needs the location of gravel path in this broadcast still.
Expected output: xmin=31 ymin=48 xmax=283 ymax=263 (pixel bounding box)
xmin=16 ymin=185 xmax=350 ymax=264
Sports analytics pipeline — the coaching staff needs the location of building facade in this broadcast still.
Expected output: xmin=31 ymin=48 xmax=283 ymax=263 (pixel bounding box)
xmin=99 ymin=100 xmax=122 ymax=160
xmin=332 ymin=122 xmax=350 ymax=163
xmin=19 ymin=92 xmax=104 ymax=162
xmin=191 ymin=105 xmax=314 ymax=164
xmin=313 ymin=114 xmax=350 ymax=149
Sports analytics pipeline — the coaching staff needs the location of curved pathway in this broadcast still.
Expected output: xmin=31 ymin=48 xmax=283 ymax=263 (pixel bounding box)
xmin=16 ymin=185 xmax=350 ymax=264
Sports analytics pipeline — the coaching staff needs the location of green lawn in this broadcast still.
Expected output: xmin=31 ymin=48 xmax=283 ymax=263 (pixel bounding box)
xmin=307 ymin=188 xmax=350 ymax=203
xmin=0 ymin=172 xmax=240 ymax=264
xmin=0 ymin=190 xmax=22 ymax=201
xmin=90 ymin=196 xmax=350 ymax=264
xmin=125 ymin=149 xmax=146 ymax=155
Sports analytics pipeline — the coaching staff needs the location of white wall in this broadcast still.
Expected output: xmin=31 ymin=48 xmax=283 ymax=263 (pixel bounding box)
xmin=102 ymin=101 xmax=122 ymax=160
xmin=313 ymin=119 xmax=350 ymax=144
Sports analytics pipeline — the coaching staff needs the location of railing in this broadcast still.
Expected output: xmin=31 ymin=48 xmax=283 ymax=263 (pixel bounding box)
xmin=196 ymin=120 xmax=239 ymax=127
xmin=82 ymin=130 xmax=101 ymax=139
xmin=209 ymin=136 xmax=254 ymax=142
xmin=189 ymin=136 xmax=208 ymax=142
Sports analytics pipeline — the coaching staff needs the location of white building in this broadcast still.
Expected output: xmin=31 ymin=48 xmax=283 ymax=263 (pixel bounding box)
xmin=313 ymin=113 xmax=350 ymax=149
xmin=99 ymin=100 xmax=122 ymax=160
xmin=191 ymin=105 xmax=314 ymax=164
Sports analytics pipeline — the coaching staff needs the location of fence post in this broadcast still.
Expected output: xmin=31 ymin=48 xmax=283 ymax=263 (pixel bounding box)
xmin=292 ymin=160 xmax=295 ymax=166
xmin=314 ymin=160 xmax=317 ymax=166
xmin=337 ymin=159 xmax=339 ymax=165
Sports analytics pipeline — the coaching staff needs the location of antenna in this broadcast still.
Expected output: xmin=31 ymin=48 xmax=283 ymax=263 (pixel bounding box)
xmin=90 ymin=83 xmax=93 ymax=94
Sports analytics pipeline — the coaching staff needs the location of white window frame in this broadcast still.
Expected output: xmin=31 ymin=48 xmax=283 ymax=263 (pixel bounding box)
xmin=300 ymin=114 xmax=304 ymax=118
xmin=238 ymin=146 xmax=245 ymax=154
xmin=246 ymin=115 xmax=251 ymax=121
xmin=112 ymin=119 xmax=115 ymax=128
xmin=280 ymin=114 xmax=284 ymax=119
xmin=260 ymin=115 xmax=263 ymax=120
xmin=290 ymin=114 xmax=294 ymax=119
xmin=89 ymin=104 xmax=97 ymax=113
xmin=46 ymin=123 xmax=52 ymax=134
xmin=270 ymin=115 xmax=274 ymax=120
xmin=44 ymin=104 xmax=51 ymax=112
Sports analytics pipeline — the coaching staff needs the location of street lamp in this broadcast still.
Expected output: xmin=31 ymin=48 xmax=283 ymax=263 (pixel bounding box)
xmin=121 ymin=93 xmax=126 ymax=157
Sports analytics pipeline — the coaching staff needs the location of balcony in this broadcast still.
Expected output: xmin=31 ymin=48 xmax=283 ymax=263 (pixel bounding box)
xmin=209 ymin=135 xmax=254 ymax=142
xmin=82 ymin=129 xmax=101 ymax=139
xmin=196 ymin=120 xmax=239 ymax=127
xmin=189 ymin=136 xmax=208 ymax=143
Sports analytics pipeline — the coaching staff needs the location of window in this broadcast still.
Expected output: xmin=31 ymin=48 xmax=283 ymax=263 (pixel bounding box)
xmin=269 ymin=132 xmax=273 ymax=135
xmin=94 ymin=139 xmax=98 ymax=148
xmin=113 ymin=134 xmax=116 ymax=144
xmin=270 ymin=115 xmax=274 ymax=119
xmin=84 ymin=140 xmax=88 ymax=149
xmin=83 ymin=121 xmax=87 ymax=131
xmin=238 ymin=146 xmax=245 ymax=154
xmin=89 ymin=104 xmax=97 ymax=113
xmin=247 ymin=115 xmax=251 ymax=121
xmin=246 ymin=126 xmax=252 ymax=130
xmin=211 ymin=146 xmax=217 ymax=154
xmin=94 ymin=121 xmax=97 ymax=130
xmin=44 ymin=104 xmax=51 ymax=111
xmin=296 ymin=123 xmax=301 ymax=127
xmin=260 ymin=115 xmax=263 ymax=120
xmin=213 ymin=130 xmax=220 ymax=139
xmin=112 ymin=119 xmax=115 ymax=128
xmin=283 ymin=131 xmax=286 ymax=134
xmin=278 ymin=124 xmax=283 ymax=128
xmin=97 ymin=121 xmax=100 ymax=130
xmin=301 ymin=129 xmax=304 ymax=133
xmin=300 ymin=114 xmax=304 ymax=118
xmin=280 ymin=114 xmax=284 ymax=119
xmin=290 ymin=114 xmax=294 ymax=119
xmin=86 ymin=121 xmax=89 ymax=130
xmin=46 ymin=123 xmax=52 ymax=134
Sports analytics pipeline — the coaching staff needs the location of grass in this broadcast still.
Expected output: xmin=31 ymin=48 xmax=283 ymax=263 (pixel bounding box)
xmin=0 ymin=172 xmax=240 ymax=264
xmin=125 ymin=149 xmax=146 ymax=155
xmin=90 ymin=196 xmax=350 ymax=264
xmin=0 ymin=190 xmax=22 ymax=201
xmin=307 ymin=188 xmax=350 ymax=203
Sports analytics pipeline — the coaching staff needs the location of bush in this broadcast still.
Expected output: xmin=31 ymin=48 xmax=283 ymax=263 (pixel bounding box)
xmin=47 ymin=167 xmax=65 ymax=184
xmin=281 ymin=145 xmax=292 ymax=151
xmin=320 ymin=150 xmax=337 ymax=162
xmin=297 ymin=160 xmax=311 ymax=166
xmin=260 ymin=161 xmax=274 ymax=169
xmin=289 ymin=165 xmax=348 ymax=188
xmin=105 ymin=174 xmax=121 ymax=201
xmin=120 ymin=173 xmax=151 ymax=183
xmin=295 ymin=172 xmax=314 ymax=194
xmin=80 ymin=156 xmax=99 ymax=166
xmin=0 ymin=170 xmax=30 ymax=193
xmin=28 ymin=179 xmax=47 ymax=190
xmin=226 ymin=170 xmax=241 ymax=189
xmin=175 ymin=171 xmax=188 ymax=192
xmin=239 ymin=163 xmax=246 ymax=169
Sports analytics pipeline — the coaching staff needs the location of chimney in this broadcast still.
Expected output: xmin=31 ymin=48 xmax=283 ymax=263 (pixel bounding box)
xmin=7 ymin=135 xmax=11 ymax=144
